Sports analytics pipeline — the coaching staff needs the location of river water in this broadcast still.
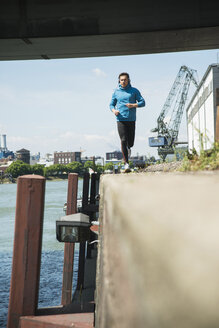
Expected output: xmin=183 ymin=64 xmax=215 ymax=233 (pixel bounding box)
xmin=0 ymin=179 xmax=83 ymax=327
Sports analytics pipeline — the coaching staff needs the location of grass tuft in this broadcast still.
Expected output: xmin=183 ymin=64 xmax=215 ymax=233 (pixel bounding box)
xmin=180 ymin=142 xmax=219 ymax=171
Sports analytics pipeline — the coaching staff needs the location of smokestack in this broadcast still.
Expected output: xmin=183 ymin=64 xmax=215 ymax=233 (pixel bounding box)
xmin=1 ymin=134 xmax=7 ymax=151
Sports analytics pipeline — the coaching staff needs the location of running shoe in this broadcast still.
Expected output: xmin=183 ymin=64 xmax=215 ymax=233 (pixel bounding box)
xmin=124 ymin=163 xmax=130 ymax=170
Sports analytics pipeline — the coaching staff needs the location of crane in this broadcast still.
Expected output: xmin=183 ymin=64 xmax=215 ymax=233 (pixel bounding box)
xmin=148 ymin=65 xmax=199 ymax=161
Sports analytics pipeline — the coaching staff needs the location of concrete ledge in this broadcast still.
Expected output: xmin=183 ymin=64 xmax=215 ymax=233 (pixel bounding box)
xmin=96 ymin=173 xmax=219 ymax=328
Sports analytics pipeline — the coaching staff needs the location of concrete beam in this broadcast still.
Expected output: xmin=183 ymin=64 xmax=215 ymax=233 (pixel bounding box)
xmin=1 ymin=26 xmax=219 ymax=61
xmin=0 ymin=0 xmax=219 ymax=60
xmin=96 ymin=173 xmax=219 ymax=328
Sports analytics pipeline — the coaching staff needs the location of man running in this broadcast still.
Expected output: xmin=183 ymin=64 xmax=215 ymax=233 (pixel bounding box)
xmin=110 ymin=72 xmax=145 ymax=171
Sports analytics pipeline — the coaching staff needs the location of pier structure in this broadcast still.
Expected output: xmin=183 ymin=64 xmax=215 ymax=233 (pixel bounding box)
xmin=7 ymin=171 xmax=219 ymax=327
xmin=7 ymin=173 xmax=99 ymax=328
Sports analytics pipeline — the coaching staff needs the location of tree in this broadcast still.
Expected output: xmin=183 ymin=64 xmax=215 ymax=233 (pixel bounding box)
xmin=45 ymin=164 xmax=65 ymax=176
xmin=95 ymin=164 xmax=104 ymax=175
xmin=31 ymin=164 xmax=45 ymax=176
xmin=84 ymin=161 xmax=95 ymax=172
xmin=104 ymin=162 xmax=114 ymax=171
xmin=5 ymin=160 xmax=31 ymax=178
xmin=83 ymin=160 xmax=104 ymax=175
xmin=66 ymin=161 xmax=84 ymax=175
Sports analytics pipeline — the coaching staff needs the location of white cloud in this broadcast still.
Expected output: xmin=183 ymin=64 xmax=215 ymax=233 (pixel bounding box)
xmin=59 ymin=131 xmax=76 ymax=139
xmin=84 ymin=134 xmax=108 ymax=142
xmin=136 ymin=135 xmax=146 ymax=141
xmin=109 ymin=129 xmax=117 ymax=137
xmin=92 ymin=68 xmax=107 ymax=77
xmin=0 ymin=124 xmax=7 ymax=134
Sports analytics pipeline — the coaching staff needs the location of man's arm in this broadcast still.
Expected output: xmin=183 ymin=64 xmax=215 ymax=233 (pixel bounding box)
xmin=135 ymin=89 xmax=145 ymax=107
xmin=126 ymin=103 xmax=138 ymax=108
xmin=110 ymin=91 xmax=120 ymax=116
xmin=126 ymin=88 xmax=145 ymax=109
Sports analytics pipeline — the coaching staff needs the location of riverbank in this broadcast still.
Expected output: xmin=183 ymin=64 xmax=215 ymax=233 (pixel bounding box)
xmin=0 ymin=175 xmax=84 ymax=184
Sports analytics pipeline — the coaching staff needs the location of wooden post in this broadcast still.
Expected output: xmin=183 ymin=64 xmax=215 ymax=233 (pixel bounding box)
xmin=7 ymin=175 xmax=45 ymax=328
xmin=61 ymin=173 xmax=78 ymax=305
xmin=77 ymin=173 xmax=89 ymax=290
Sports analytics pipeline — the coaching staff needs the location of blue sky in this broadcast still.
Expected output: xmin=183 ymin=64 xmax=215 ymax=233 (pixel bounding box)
xmin=0 ymin=49 xmax=218 ymax=159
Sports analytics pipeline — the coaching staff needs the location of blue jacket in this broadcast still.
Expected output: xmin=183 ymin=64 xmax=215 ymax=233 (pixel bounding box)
xmin=110 ymin=83 xmax=145 ymax=121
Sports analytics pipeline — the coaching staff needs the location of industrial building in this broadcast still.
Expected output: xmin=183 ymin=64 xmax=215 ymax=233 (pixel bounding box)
xmin=106 ymin=151 xmax=123 ymax=161
xmin=187 ymin=64 xmax=219 ymax=153
xmin=54 ymin=151 xmax=81 ymax=164
xmin=0 ymin=134 xmax=7 ymax=151
xmin=0 ymin=134 xmax=14 ymax=159
xmin=16 ymin=148 xmax=30 ymax=164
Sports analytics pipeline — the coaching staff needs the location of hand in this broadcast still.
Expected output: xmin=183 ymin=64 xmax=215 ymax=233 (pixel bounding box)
xmin=126 ymin=103 xmax=137 ymax=109
xmin=112 ymin=109 xmax=120 ymax=116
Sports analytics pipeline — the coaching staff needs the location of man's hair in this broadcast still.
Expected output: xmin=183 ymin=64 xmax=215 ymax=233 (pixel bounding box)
xmin=118 ymin=72 xmax=130 ymax=82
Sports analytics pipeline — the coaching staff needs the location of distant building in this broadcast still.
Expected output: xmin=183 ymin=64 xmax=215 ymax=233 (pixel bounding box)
xmin=105 ymin=158 xmax=122 ymax=165
xmin=0 ymin=134 xmax=7 ymax=151
xmin=0 ymin=150 xmax=14 ymax=160
xmin=0 ymin=160 xmax=14 ymax=174
xmin=30 ymin=152 xmax=41 ymax=165
xmin=81 ymin=156 xmax=104 ymax=166
xmin=130 ymin=155 xmax=147 ymax=166
xmin=16 ymin=148 xmax=30 ymax=164
xmin=0 ymin=134 xmax=14 ymax=159
xmin=45 ymin=153 xmax=53 ymax=161
xmin=54 ymin=151 xmax=81 ymax=165
xmin=106 ymin=151 xmax=123 ymax=161
xmin=187 ymin=64 xmax=219 ymax=153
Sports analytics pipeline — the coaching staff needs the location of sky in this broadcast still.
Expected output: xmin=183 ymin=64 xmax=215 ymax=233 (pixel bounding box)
xmin=0 ymin=48 xmax=219 ymax=159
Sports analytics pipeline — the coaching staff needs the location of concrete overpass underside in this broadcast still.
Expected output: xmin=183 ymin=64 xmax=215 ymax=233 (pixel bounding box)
xmin=0 ymin=0 xmax=219 ymax=61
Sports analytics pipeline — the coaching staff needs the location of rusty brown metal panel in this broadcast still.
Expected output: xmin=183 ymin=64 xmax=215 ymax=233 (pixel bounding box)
xmin=19 ymin=313 xmax=94 ymax=328
xmin=7 ymin=175 xmax=46 ymax=328
xmin=66 ymin=173 xmax=78 ymax=216
xmin=61 ymin=173 xmax=78 ymax=305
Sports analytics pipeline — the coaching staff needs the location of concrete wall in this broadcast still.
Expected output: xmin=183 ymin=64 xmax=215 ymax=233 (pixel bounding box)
xmin=96 ymin=173 xmax=219 ymax=328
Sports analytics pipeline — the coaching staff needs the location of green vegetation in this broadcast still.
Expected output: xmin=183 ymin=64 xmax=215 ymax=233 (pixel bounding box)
xmin=180 ymin=142 xmax=219 ymax=171
xmin=5 ymin=160 xmax=107 ymax=179
xmin=5 ymin=158 xmax=167 ymax=179
xmin=83 ymin=161 xmax=103 ymax=175
xmin=31 ymin=163 xmax=45 ymax=176
xmin=5 ymin=161 xmax=32 ymax=178
xmin=104 ymin=162 xmax=114 ymax=171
